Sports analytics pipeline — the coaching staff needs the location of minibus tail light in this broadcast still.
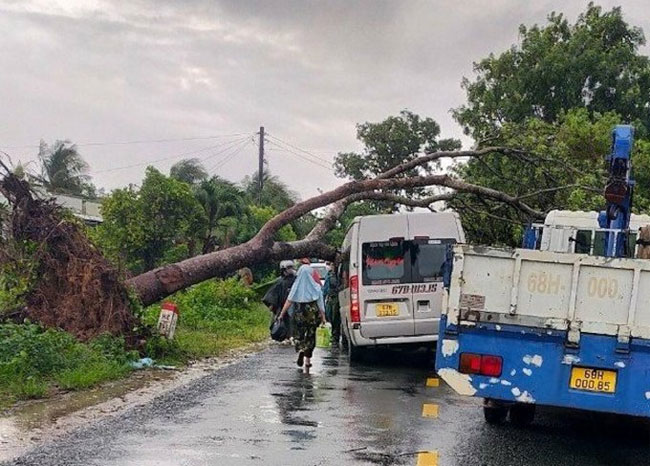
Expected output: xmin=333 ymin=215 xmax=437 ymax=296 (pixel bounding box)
xmin=350 ymin=275 xmax=360 ymax=322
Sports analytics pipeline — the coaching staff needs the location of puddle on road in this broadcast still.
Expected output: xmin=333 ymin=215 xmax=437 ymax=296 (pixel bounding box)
xmin=0 ymin=369 xmax=176 ymax=460
xmin=0 ymin=341 xmax=270 ymax=462
xmin=6 ymin=370 xmax=176 ymax=430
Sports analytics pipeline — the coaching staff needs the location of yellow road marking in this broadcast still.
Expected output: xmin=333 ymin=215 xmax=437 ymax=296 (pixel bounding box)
xmin=416 ymin=450 xmax=438 ymax=466
xmin=426 ymin=377 xmax=439 ymax=387
xmin=422 ymin=403 xmax=439 ymax=418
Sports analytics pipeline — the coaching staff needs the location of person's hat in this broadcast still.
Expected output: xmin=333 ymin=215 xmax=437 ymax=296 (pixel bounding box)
xmin=279 ymin=260 xmax=295 ymax=270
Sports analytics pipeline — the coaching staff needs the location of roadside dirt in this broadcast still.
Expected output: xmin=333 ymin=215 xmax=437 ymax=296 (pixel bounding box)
xmin=0 ymin=341 xmax=269 ymax=462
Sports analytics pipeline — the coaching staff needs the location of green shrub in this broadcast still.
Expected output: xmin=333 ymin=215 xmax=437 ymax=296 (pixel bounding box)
xmin=0 ymin=323 xmax=135 ymax=404
xmin=10 ymin=377 xmax=48 ymax=400
xmin=90 ymin=333 xmax=138 ymax=365
xmin=0 ymin=323 xmax=79 ymax=377
xmin=0 ymin=241 xmax=38 ymax=313
xmin=144 ymin=334 xmax=183 ymax=363
xmin=143 ymin=278 xmax=257 ymax=331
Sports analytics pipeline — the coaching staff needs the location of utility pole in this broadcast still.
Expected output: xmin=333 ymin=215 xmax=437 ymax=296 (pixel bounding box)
xmin=258 ymin=126 xmax=264 ymax=204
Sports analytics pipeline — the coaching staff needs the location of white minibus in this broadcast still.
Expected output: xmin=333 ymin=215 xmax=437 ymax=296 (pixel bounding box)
xmin=337 ymin=212 xmax=465 ymax=361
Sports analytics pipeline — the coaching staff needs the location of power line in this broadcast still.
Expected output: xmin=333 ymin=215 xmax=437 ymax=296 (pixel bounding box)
xmin=266 ymin=134 xmax=334 ymax=164
xmin=92 ymin=135 xmax=251 ymax=174
xmin=266 ymin=145 xmax=332 ymax=171
xmin=194 ymin=135 xmax=254 ymax=164
xmin=206 ymin=138 xmax=252 ymax=175
xmin=265 ymin=140 xmax=333 ymax=171
xmin=0 ymin=133 xmax=248 ymax=150
xmin=206 ymin=138 xmax=250 ymax=173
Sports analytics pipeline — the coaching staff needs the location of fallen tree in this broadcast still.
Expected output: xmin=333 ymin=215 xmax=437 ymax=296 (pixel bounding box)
xmin=126 ymin=147 xmax=552 ymax=306
xmin=0 ymin=146 xmax=591 ymax=338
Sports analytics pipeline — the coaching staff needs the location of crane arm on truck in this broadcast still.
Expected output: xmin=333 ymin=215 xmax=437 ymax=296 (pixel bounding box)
xmin=522 ymin=124 xmax=636 ymax=255
xmin=599 ymin=125 xmax=635 ymax=257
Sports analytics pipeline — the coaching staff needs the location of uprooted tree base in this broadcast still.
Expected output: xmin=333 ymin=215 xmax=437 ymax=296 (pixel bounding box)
xmin=0 ymin=172 xmax=137 ymax=342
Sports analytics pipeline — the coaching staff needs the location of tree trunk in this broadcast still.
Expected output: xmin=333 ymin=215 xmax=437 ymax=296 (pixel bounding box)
xmin=128 ymin=238 xmax=336 ymax=306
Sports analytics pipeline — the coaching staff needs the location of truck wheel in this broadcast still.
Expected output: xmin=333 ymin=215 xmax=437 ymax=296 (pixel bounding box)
xmin=509 ymin=403 xmax=535 ymax=426
xmin=483 ymin=399 xmax=508 ymax=425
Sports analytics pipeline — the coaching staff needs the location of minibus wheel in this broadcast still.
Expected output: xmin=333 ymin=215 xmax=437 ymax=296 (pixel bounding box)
xmin=347 ymin=337 xmax=363 ymax=364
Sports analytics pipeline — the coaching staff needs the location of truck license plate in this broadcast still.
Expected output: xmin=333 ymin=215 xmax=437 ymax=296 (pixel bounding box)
xmin=569 ymin=367 xmax=617 ymax=393
xmin=376 ymin=303 xmax=398 ymax=317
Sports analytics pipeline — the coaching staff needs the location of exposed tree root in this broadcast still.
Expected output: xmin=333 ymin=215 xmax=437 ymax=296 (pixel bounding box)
xmin=0 ymin=171 xmax=137 ymax=342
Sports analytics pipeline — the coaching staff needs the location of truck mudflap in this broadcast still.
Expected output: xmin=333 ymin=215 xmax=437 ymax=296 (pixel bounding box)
xmin=435 ymin=316 xmax=650 ymax=418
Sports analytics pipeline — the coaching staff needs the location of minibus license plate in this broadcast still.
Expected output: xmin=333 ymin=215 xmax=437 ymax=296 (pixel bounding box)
xmin=376 ymin=303 xmax=398 ymax=317
xmin=569 ymin=367 xmax=616 ymax=393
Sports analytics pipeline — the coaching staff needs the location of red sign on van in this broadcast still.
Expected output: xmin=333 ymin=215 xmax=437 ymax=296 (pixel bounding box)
xmin=365 ymin=256 xmax=404 ymax=268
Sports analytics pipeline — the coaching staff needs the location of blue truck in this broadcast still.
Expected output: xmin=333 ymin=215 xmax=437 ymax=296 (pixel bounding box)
xmin=435 ymin=125 xmax=650 ymax=424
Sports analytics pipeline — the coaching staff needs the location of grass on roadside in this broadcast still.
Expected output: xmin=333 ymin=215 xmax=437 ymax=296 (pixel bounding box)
xmin=0 ymin=324 xmax=136 ymax=409
xmin=56 ymin=360 xmax=132 ymax=390
xmin=143 ymin=278 xmax=270 ymax=365
xmin=0 ymin=277 xmax=270 ymax=410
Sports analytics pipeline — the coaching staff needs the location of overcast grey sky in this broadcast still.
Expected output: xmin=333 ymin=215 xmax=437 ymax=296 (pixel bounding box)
xmin=0 ymin=0 xmax=648 ymax=199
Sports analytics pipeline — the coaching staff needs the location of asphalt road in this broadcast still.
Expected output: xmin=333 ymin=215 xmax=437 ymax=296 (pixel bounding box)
xmin=5 ymin=345 xmax=650 ymax=466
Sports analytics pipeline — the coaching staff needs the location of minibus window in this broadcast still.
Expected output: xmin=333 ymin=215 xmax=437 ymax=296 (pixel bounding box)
xmin=412 ymin=239 xmax=454 ymax=282
xmin=362 ymin=241 xmax=408 ymax=285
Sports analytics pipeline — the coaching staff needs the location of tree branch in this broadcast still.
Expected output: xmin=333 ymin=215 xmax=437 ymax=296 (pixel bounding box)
xmin=257 ymin=173 xmax=543 ymax=244
xmin=379 ymin=146 xmax=523 ymax=179
xmin=303 ymin=146 xmax=536 ymax=242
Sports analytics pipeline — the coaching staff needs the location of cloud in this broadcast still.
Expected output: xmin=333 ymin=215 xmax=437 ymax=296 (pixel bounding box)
xmin=0 ymin=0 xmax=648 ymax=199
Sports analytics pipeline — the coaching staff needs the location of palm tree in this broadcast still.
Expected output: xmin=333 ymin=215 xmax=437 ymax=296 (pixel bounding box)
xmin=194 ymin=176 xmax=247 ymax=253
xmin=38 ymin=140 xmax=90 ymax=196
xmin=170 ymin=158 xmax=208 ymax=185
xmin=242 ymin=169 xmax=297 ymax=211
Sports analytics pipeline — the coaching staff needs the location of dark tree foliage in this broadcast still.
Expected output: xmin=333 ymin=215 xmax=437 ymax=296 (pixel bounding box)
xmin=335 ymin=110 xmax=460 ymax=180
xmin=454 ymin=4 xmax=650 ymax=140
xmin=242 ymin=169 xmax=298 ymax=211
xmin=194 ymin=176 xmax=247 ymax=253
xmin=334 ymin=110 xmax=460 ymax=212
xmin=94 ymin=167 xmax=207 ymax=273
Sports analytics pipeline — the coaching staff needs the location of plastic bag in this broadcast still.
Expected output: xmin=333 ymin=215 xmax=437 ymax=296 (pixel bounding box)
xmin=270 ymin=318 xmax=288 ymax=342
xmin=316 ymin=324 xmax=331 ymax=348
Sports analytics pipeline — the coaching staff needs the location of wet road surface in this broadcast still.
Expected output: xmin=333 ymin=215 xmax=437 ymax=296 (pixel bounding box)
xmin=5 ymin=345 xmax=650 ymax=465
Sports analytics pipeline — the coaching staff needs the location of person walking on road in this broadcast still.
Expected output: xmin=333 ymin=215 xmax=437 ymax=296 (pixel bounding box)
xmin=300 ymin=258 xmax=323 ymax=285
xmin=262 ymin=260 xmax=296 ymax=342
xmin=279 ymin=264 xmax=326 ymax=368
xmin=323 ymin=262 xmax=341 ymax=347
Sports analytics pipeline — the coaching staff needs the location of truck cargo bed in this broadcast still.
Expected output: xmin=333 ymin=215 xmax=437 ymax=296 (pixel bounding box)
xmin=447 ymin=245 xmax=650 ymax=340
